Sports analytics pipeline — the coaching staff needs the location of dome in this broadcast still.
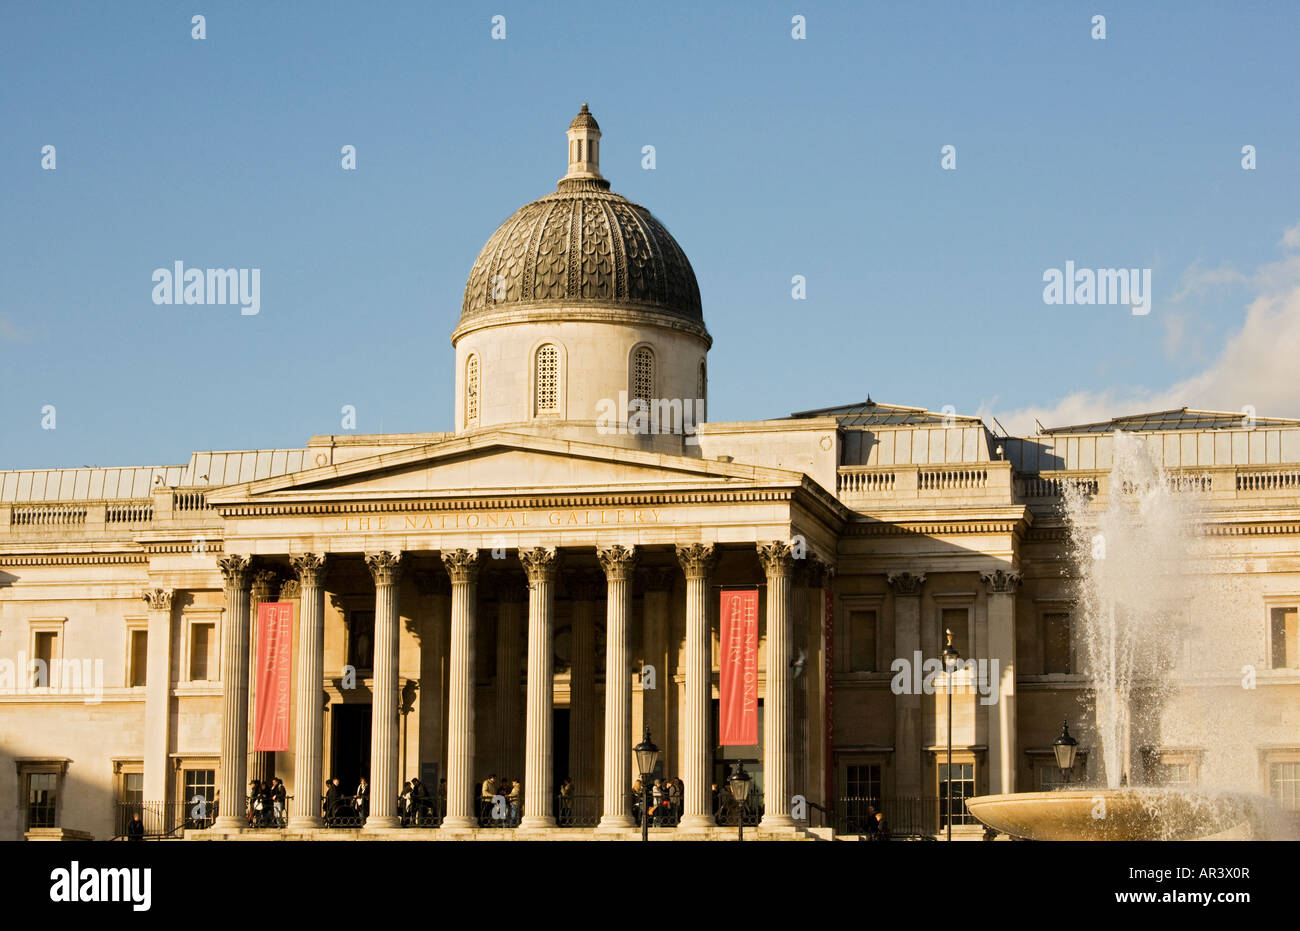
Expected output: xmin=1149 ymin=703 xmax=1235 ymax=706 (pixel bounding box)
xmin=458 ymin=106 xmax=704 ymax=332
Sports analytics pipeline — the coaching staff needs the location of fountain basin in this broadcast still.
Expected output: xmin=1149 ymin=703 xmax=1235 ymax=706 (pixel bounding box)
xmin=965 ymin=789 xmax=1259 ymax=841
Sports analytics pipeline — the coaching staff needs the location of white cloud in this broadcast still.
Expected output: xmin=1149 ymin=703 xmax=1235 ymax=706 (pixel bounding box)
xmin=988 ymin=229 xmax=1300 ymax=435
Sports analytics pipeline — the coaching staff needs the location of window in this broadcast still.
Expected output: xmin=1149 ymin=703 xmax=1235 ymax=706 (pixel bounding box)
xmin=1271 ymin=762 xmax=1300 ymax=811
xmin=1159 ymin=763 xmax=1193 ymax=786
xmin=26 ymin=772 xmax=59 ymax=829
xmin=697 ymin=360 xmax=707 ymax=417
xmin=535 ymin=344 xmax=559 ymax=415
xmin=32 ymin=631 xmax=58 ymax=688
xmin=128 ymin=628 xmax=148 ymax=687
xmin=116 ymin=771 xmax=144 ymax=835
xmin=183 ymin=769 xmax=217 ymax=826
xmin=938 ymin=762 xmax=976 ymax=827
xmin=1271 ymin=607 xmax=1298 ymax=669
xmin=632 ymin=345 xmax=654 ymax=404
xmin=465 ymin=354 xmax=480 ymax=428
xmin=1043 ymin=612 xmax=1072 ymax=674
xmin=842 ymin=763 xmax=881 ymax=834
xmin=849 ymin=609 xmax=877 ymax=672
xmin=189 ymin=622 xmax=214 ymax=681
xmin=348 ymin=610 xmax=375 ymax=671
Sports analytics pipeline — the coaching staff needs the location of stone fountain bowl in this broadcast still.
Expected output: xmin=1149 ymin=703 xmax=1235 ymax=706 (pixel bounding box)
xmin=965 ymin=789 xmax=1271 ymax=841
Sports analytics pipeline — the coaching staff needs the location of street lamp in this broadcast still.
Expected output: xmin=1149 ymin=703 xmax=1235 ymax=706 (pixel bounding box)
xmin=729 ymin=761 xmax=752 ymax=842
xmin=1053 ymin=720 xmax=1078 ymax=784
xmin=942 ymin=628 xmax=962 ymax=842
xmin=633 ymin=728 xmax=660 ymax=843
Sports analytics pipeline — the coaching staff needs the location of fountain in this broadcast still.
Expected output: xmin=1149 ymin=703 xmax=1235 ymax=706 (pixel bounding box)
xmin=966 ymin=431 xmax=1295 ymax=840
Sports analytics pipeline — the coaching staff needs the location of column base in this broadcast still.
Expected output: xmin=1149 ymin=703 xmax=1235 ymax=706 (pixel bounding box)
xmin=439 ymin=815 xmax=477 ymax=831
xmin=212 ymin=816 xmax=245 ymax=831
xmin=677 ymin=814 xmax=716 ymax=831
xmin=517 ymin=816 xmax=557 ymax=830
xmin=286 ymin=815 xmax=323 ymax=830
xmin=596 ymin=814 xmax=635 ymax=830
xmin=758 ymin=814 xmax=797 ymax=831
xmin=365 ymin=815 xmax=401 ymax=829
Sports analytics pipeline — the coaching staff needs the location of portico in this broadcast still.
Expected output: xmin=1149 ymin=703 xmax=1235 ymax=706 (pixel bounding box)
xmin=193 ymin=429 xmax=841 ymax=839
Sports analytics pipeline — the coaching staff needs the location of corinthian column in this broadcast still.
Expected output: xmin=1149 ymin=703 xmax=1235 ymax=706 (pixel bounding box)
xmin=365 ymin=551 xmax=403 ymax=828
xmin=288 ymin=553 xmax=328 ymax=829
xmin=518 ymin=546 xmax=559 ymax=829
xmin=248 ymin=569 xmax=278 ymax=786
xmin=440 ymin=549 xmax=481 ymax=830
xmin=596 ymin=546 xmax=637 ymax=829
xmin=676 ymin=543 xmax=717 ymax=831
xmin=215 ymin=555 xmax=253 ymax=830
xmin=758 ymin=542 xmax=795 ymax=829
xmin=141 ymin=587 xmax=174 ymax=833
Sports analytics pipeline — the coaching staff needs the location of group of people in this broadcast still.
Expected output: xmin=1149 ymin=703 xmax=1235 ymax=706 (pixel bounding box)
xmin=633 ymin=776 xmax=685 ymax=826
xmin=246 ymin=777 xmax=288 ymax=827
xmin=479 ymin=773 xmax=523 ymax=826
xmin=399 ymin=777 xmax=441 ymax=825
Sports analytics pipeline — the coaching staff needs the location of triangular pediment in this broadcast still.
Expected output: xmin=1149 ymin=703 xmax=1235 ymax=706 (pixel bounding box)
xmin=205 ymin=431 xmax=805 ymax=506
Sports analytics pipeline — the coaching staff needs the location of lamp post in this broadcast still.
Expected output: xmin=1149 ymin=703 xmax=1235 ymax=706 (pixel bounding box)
xmin=1053 ymin=720 xmax=1078 ymax=785
xmin=729 ymin=761 xmax=752 ymax=842
xmin=942 ymin=628 xmax=962 ymax=842
xmin=633 ymin=728 xmax=660 ymax=843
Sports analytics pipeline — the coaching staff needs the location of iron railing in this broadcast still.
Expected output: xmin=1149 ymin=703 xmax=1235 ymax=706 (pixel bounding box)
xmin=831 ymin=796 xmax=949 ymax=838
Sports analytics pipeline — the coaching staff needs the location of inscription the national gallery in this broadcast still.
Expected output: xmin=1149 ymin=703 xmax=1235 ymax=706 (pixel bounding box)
xmin=337 ymin=508 xmax=666 ymax=533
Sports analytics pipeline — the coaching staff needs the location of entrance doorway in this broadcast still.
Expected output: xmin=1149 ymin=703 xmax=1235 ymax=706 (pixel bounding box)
xmin=331 ymin=703 xmax=371 ymax=795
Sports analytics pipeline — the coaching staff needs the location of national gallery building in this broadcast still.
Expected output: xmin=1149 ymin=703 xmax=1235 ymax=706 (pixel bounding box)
xmin=3 ymin=107 xmax=1300 ymax=841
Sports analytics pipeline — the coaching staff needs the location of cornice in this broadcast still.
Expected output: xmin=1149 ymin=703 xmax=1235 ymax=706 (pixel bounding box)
xmin=212 ymin=487 xmax=804 ymax=518
xmin=0 ymin=553 xmax=149 ymax=567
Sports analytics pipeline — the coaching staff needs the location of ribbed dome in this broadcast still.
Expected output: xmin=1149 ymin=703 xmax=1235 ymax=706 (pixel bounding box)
xmin=460 ymin=189 xmax=703 ymax=325
xmin=458 ymin=106 xmax=703 ymax=329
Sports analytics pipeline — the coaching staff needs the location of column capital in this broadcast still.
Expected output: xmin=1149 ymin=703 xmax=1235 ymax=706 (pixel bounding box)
xmin=217 ymin=554 xmax=253 ymax=590
xmin=141 ymin=588 xmax=174 ymax=612
xmin=596 ymin=544 xmax=637 ymax=582
xmin=519 ymin=546 xmax=559 ymax=584
xmin=675 ymin=542 xmax=717 ymax=581
xmin=441 ymin=548 xmax=482 ymax=584
xmin=365 ymin=550 xmax=404 ymax=586
xmin=278 ymin=579 xmax=301 ymax=600
xmin=981 ymin=569 xmax=1022 ymax=595
xmin=289 ymin=552 xmax=329 ymax=586
xmin=886 ymin=570 xmax=926 ymax=595
xmin=757 ymin=541 xmax=796 ymax=578
xmin=250 ymin=569 xmax=279 ymax=604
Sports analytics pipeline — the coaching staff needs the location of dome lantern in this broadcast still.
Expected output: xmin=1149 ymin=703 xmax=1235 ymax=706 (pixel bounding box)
xmin=560 ymin=103 xmax=607 ymax=190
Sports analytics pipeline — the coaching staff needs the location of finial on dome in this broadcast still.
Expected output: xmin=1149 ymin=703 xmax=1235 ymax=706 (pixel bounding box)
xmin=562 ymin=103 xmax=605 ymax=188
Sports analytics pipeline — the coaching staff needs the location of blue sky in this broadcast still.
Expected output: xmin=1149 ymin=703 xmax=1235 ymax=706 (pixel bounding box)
xmin=3 ymin=0 xmax=1298 ymax=469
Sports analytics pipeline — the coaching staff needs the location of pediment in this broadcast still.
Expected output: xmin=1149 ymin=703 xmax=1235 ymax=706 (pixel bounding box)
xmin=205 ymin=431 xmax=804 ymax=505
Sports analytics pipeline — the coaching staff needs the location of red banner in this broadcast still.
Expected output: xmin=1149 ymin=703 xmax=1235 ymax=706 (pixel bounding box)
xmin=253 ymin=602 xmax=294 ymax=751
xmin=719 ymin=588 xmax=759 ymax=746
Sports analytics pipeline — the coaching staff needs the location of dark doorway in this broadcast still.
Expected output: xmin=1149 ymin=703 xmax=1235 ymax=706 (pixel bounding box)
xmin=332 ymin=703 xmax=371 ymax=795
